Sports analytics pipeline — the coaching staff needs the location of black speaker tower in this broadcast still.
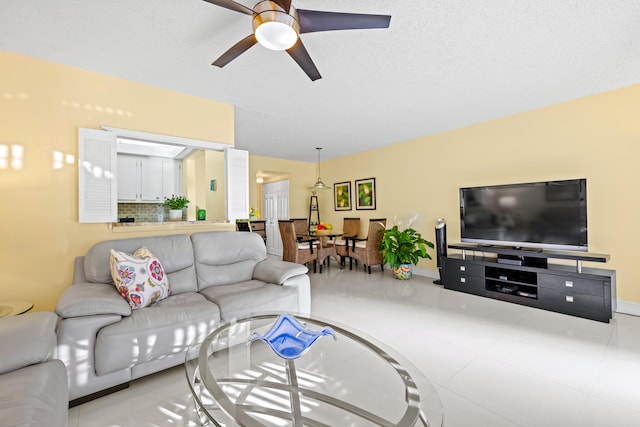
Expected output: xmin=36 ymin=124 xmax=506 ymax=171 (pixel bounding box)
xmin=433 ymin=218 xmax=447 ymax=285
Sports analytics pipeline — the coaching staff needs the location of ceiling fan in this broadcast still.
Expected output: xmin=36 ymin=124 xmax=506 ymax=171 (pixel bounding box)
xmin=203 ymin=0 xmax=391 ymax=81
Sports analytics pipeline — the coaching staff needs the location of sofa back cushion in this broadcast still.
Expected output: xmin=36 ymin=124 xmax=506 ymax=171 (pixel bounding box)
xmin=191 ymin=231 xmax=267 ymax=290
xmin=83 ymin=234 xmax=197 ymax=294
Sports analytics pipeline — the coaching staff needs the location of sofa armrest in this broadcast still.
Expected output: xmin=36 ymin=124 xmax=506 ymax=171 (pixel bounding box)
xmin=56 ymin=282 xmax=131 ymax=318
xmin=253 ymin=259 xmax=308 ymax=284
xmin=0 ymin=312 xmax=58 ymax=375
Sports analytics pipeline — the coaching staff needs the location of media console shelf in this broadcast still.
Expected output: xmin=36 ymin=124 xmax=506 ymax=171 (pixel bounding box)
xmin=444 ymin=244 xmax=615 ymax=322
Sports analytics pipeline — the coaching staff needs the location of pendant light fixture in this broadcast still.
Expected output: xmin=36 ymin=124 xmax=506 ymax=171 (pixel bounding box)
xmin=309 ymin=147 xmax=330 ymax=190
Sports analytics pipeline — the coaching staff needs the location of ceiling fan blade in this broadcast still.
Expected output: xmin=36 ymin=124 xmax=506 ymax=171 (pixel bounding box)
xmin=272 ymin=0 xmax=291 ymax=13
xmin=212 ymin=34 xmax=257 ymax=68
xmin=286 ymin=39 xmax=321 ymax=81
xmin=202 ymin=0 xmax=254 ymax=15
xmin=297 ymin=9 xmax=391 ymax=34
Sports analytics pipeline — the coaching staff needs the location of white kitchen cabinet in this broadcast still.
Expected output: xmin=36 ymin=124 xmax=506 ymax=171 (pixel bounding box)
xmin=117 ymin=154 xmax=180 ymax=202
xmin=161 ymin=159 xmax=181 ymax=199
xmin=139 ymin=157 xmax=162 ymax=202
xmin=117 ymin=155 xmax=140 ymax=201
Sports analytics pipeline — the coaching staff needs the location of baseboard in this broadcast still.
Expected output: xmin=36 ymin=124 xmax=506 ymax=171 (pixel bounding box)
xmin=615 ymin=300 xmax=640 ymax=317
xmin=410 ymin=266 xmax=439 ymax=280
xmin=69 ymin=382 xmax=129 ymax=408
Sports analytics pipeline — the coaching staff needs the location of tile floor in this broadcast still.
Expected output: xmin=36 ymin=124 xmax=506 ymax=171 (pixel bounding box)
xmin=67 ymin=265 xmax=640 ymax=427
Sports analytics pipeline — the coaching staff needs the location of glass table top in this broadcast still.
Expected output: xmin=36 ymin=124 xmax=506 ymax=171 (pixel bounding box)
xmin=0 ymin=300 xmax=34 ymax=317
xmin=185 ymin=314 xmax=444 ymax=427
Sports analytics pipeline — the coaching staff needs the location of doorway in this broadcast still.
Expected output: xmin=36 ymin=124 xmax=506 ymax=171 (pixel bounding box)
xmin=262 ymin=180 xmax=289 ymax=256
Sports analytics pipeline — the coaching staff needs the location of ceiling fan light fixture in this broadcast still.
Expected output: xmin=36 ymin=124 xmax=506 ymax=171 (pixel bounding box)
xmin=252 ymin=1 xmax=300 ymax=51
xmin=255 ymin=21 xmax=298 ymax=50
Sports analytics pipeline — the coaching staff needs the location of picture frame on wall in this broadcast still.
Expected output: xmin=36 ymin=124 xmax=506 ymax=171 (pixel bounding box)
xmin=334 ymin=181 xmax=352 ymax=211
xmin=355 ymin=178 xmax=376 ymax=210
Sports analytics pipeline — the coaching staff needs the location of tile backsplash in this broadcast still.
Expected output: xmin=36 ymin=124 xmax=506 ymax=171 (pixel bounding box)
xmin=117 ymin=203 xmax=180 ymax=222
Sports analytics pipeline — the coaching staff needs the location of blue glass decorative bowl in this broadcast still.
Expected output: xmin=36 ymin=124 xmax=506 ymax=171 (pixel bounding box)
xmin=249 ymin=314 xmax=336 ymax=359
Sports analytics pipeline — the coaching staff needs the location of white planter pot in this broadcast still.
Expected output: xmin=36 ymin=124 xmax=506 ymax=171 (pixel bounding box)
xmin=169 ymin=209 xmax=183 ymax=221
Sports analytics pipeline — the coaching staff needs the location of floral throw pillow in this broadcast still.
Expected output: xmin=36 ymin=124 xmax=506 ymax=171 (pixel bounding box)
xmin=109 ymin=247 xmax=171 ymax=309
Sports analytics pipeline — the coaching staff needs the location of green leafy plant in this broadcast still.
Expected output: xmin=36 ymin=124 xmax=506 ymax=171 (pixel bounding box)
xmin=379 ymin=225 xmax=434 ymax=268
xmin=162 ymin=195 xmax=190 ymax=210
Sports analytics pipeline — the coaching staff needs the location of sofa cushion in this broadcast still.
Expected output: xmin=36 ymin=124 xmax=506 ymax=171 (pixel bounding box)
xmin=110 ymin=248 xmax=171 ymax=309
xmin=253 ymin=259 xmax=309 ymax=284
xmin=0 ymin=360 xmax=68 ymax=427
xmin=56 ymin=282 xmax=132 ymax=318
xmin=191 ymin=231 xmax=267 ymax=290
xmin=94 ymin=292 xmax=220 ymax=376
xmin=0 ymin=312 xmax=58 ymax=375
xmin=83 ymin=234 xmax=197 ymax=294
xmin=199 ymin=280 xmax=299 ymax=320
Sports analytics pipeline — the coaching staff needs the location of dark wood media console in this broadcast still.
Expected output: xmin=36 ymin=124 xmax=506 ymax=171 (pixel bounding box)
xmin=444 ymin=244 xmax=615 ymax=322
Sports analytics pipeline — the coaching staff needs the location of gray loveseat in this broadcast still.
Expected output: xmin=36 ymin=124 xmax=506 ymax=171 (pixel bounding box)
xmin=0 ymin=311 xmax=68 ymax=426
xmin=56 ymin=231 xmax=310 ymax=402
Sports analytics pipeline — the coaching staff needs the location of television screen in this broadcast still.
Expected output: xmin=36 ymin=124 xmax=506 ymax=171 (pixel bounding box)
xmin=460 ymin=179 xmax=588 ymax=251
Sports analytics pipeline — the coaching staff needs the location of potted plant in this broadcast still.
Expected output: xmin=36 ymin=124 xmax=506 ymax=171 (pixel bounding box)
xmin=379 ymin=216 xmax=434 ymax=280
xmin=163 ymin=195 xmax=190 ymax=221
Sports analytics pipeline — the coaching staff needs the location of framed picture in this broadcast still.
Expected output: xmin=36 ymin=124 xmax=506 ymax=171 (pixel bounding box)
xmin=334 ymin=181 xmax=352 ymax=211
xmin=355 ymin=178 xmax=376 ymax=210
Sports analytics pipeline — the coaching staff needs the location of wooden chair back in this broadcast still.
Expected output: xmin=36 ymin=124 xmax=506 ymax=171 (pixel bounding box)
xmin=349 ymin=218 xmax=387 ymax=273
xmin=366 ymin=218 xmax=387 ymax=252
xmin=291 ymin=218 xmax=309 ymax=237
xmin=342 ymin=217 xmax=360 ymax=238
xmin=278 ymin=220 xmax=318 ymax=268
xmin=236 ymin=220 xmax=252 ymax=232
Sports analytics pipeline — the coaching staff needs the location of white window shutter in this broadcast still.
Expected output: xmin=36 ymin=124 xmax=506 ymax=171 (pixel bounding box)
xmin=225 ymin=148 xmax=249 ymax=221
xmin=78 ymin=128 xmax=117 ymax=223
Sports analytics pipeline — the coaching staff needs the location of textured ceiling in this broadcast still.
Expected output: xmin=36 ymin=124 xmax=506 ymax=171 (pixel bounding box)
xmin=1 ymin=0 xmax=639 ymax=162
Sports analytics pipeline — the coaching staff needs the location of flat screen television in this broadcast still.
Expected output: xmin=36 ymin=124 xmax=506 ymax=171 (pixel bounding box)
xmin=460 ymin=179 xmax=588 ymax=252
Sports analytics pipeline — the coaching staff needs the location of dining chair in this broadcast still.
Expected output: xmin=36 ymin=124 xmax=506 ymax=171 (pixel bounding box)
xmin=278 ymin=220 xmax=318 ymax=273
xmin=291 ymin=218 xmax=309 ymax=239
xmin=335 ymin=217 xmax=360 ymax=267
xmin=236 ymin=220 xmax=252 ymax=232
xmin=349 ymin=218 xmax=387 ymax=273
xmin=237 ymin=219 xmax=267 ymax=244
xmin=316 ymin=237 xmax=338 ymax=274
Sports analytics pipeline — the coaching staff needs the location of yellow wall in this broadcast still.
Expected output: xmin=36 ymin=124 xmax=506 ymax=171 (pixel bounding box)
xmin=2 ymin=49 xmax=638 ymax=310
xmin=205 ymin=150 xmax=226 ymax=220
xmin=320 ymin=84 xmax=640 ymax=303
xmin=248 ymin=155 xmax=315 ymax=218
xmin=182 ymin=149 xmax=226 ymax=221
xmin=0 ymin=51 xmax=234 ymax=311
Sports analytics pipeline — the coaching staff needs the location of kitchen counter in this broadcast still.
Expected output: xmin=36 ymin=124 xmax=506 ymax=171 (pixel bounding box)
xmin=110 ymin=220 xmax=235 ymax=234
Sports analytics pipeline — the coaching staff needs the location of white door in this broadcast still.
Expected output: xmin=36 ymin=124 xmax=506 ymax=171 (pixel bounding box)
xmin=263 ymin=180 xmax=289 ymax=256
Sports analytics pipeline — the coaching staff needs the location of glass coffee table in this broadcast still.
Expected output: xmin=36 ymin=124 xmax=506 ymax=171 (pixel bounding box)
xmin=0 ymin=300 xmax=34 ymax=317
xmin=185 ymin=314 xmax=444 ymax=426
